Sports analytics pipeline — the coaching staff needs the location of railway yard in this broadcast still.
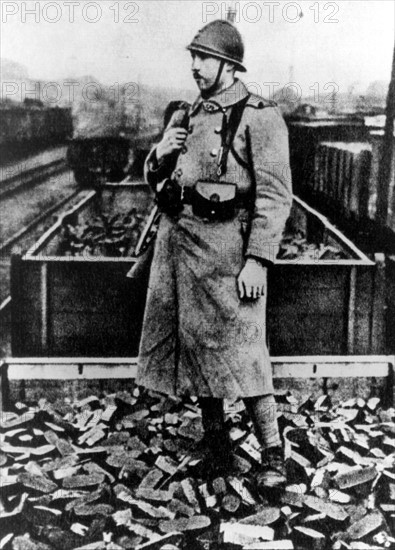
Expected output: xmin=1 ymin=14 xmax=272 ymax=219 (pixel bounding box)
xmin=1 ymin=2 xmax=394 ymax=547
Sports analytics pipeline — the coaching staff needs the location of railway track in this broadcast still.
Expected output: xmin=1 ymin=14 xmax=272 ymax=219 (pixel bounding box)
xmin=0 ymin=187 xmax=81 ymax=257
xmin=0 ymin=153 xmax=67 ymax=201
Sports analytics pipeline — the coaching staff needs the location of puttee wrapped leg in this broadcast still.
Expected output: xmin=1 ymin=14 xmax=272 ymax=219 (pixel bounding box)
xmin=244 ymin=394 xmax=286 ymax=489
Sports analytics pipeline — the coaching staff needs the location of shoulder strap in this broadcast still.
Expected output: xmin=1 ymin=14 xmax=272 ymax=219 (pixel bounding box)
xmin=217 ymin=94 xmax=250 ymax=178
xmin=245 ymin=125 xmax=256 ymax=211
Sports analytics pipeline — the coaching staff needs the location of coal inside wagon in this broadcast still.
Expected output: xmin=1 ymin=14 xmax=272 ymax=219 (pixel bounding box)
xmin=12 ymin=183 xmax=153 ymax=357
xmin=11 ymin=183 xmax=382 ymax=358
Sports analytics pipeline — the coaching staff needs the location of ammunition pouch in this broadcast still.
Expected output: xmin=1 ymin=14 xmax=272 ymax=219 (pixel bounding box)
xmin=192 ymin=180 xmax=237 ymax=221
xmin=157 ymin=179 xmax=245 ymax=221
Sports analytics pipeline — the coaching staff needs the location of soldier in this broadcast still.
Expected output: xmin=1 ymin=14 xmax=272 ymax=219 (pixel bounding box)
xmin=138 ymin=20 xmax=293 ymax=489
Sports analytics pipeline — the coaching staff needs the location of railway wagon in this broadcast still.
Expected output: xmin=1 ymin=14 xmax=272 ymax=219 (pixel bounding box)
xmin=286 ymin=118 xmax=370 ymax=197
xmin=313 ymin=141 xmax=372 ymax=224
xmin=0 ymin=106 xmax=73 ymax=148
xmin=66 ymin=137 xmax=131 ymax=186
xmin=311 ymin=138 xmax=390 ymax=230
xmin=11 ymin=183 xmax=385 ymax=358
xmin=293 ymin=129 xmax=395 ymax=256
xmin=66 ymin=130 xmax=162 ymax=186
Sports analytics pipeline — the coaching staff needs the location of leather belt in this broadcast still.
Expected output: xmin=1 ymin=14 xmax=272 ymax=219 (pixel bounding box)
xmin=177 ymin=183 xmax=251 ymax=209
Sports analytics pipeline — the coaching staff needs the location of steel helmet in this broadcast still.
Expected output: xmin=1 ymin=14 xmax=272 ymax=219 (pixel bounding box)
xmin=187 ymin=20 xmax=246 ymax=72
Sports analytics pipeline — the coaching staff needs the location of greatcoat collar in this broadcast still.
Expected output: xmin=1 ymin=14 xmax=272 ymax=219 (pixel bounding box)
xmin=190 ymin=78 xmax=250 ymax=116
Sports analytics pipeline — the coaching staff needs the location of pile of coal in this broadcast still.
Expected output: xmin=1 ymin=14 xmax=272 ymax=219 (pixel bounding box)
xmin=59 ymin=210 xmax=149 ymax=258
xmin=58 ymin=210 xmax=346 ymax=263
xmin=0 ymin=387 xmax=394 ymax=549
xmin=277 ymin=230 xmax=346 ymax=262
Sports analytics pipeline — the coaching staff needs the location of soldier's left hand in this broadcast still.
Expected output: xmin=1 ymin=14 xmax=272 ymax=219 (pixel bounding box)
xmin=237 ymin=259 xmax=266 ymax=300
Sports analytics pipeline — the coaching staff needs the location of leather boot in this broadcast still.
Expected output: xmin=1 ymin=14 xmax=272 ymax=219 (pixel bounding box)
xmin=256 ymin=446 xmax=286 ymax=490
xmin=198 ymin=398 xmax=233 ymax=477
xmin=192 ymin=429 xmax=233 ymax=478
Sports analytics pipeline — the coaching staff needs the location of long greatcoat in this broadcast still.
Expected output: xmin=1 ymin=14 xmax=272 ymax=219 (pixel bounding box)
xmin=137 ymin=79 xmax=292 ymax=399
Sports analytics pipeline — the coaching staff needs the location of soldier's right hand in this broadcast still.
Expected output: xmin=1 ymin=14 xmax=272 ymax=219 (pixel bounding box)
xmin=156 ymin=128 xmax=188 ymax=162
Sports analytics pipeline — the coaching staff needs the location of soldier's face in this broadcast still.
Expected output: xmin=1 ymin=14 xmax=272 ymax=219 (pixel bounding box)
xmin=191 ymin=52 xmax=222 ymax=92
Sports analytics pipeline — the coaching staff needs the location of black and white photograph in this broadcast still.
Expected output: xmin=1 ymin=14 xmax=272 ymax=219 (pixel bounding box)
xmin=0 ymin=1 xmax=394 ymax=548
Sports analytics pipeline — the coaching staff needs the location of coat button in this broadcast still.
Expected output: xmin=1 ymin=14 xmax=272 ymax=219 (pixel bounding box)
xmin=214 ymin=126 xmax=221 ymax=134
xmin=188 ymin=125 xmax=194 ymax=134
xmin=210 ymin=148 xmax=218 ymax=157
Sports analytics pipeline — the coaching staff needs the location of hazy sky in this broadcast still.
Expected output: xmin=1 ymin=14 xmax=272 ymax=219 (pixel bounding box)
xmin=1 ymin=0 xmax=394 ymax=99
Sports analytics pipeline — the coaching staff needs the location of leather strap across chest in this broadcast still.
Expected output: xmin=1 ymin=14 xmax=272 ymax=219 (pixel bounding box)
xmin=217 ymin=93 xmax=250 ymax=178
